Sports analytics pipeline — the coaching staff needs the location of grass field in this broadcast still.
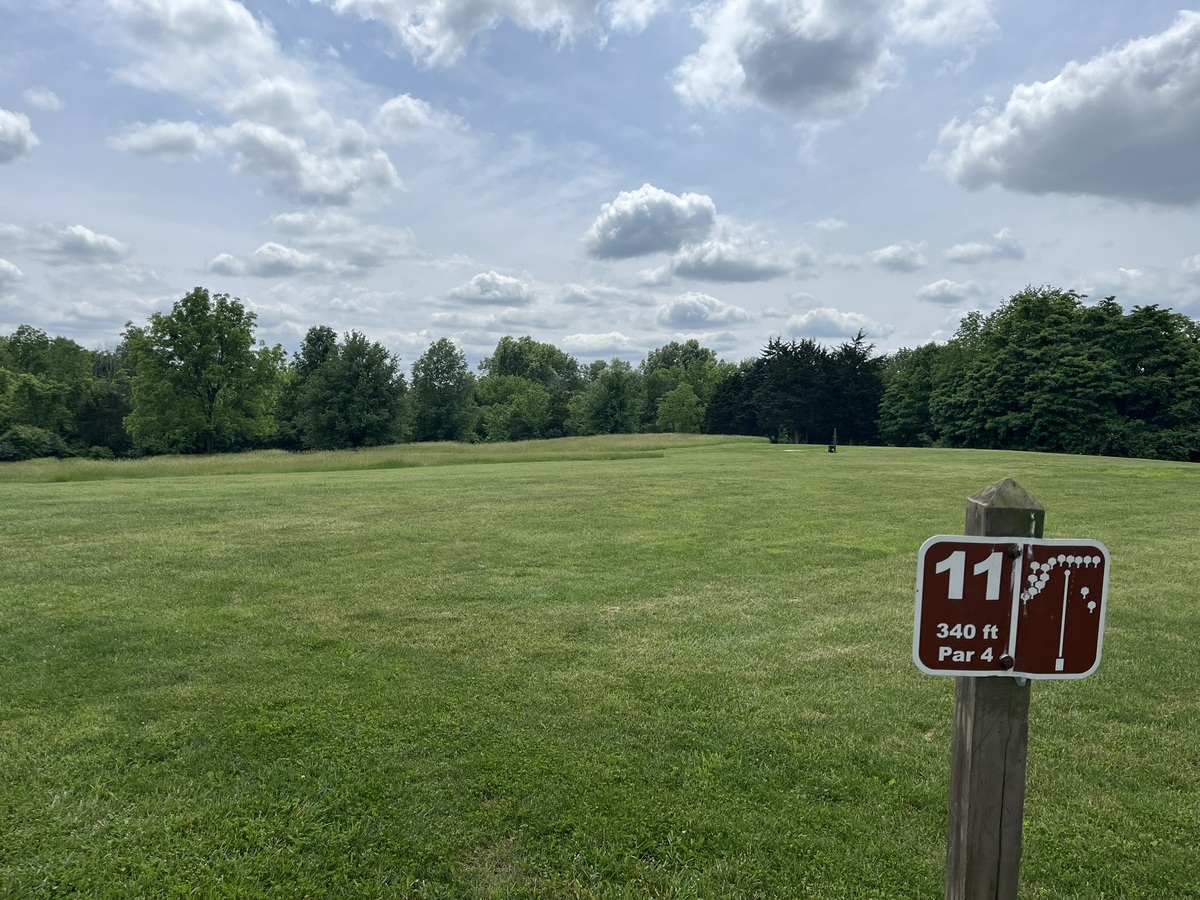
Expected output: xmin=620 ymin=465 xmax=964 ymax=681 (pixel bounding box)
xmin=2 ymin=437 xmax=1198 ymax=897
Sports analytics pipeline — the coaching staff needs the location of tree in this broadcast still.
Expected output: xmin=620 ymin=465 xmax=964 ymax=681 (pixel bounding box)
xmin=479 ymin=336 xmax=581 ymax=437
xmin=569 ymin=359 xmax=642 ymax=435
xmin=704 ymin=361 xmax=761 ymax=435
xmin=477 ymin=375 xmax=551 ymax=442
xmin=754 ymin=337 xmax=828 ymax=443
xmin=411 ymin=338 xmax=477 ymax=442
xmin=825 ymin=330 xmax=886 ymax=445
xmin=920 ymin=287 xmax=1200 ymax=461
xmin=878 ymin=344 xmax=943 ymax=446
xmin=287 ymin=329 xmax=408 ymax=450
xmin=123 ymin=287 xmax=284 ymax=453
xmin=638 ymin=339 xmax=724 ymax=431
xmin=656 ymin=382 xmax=703 ymax=433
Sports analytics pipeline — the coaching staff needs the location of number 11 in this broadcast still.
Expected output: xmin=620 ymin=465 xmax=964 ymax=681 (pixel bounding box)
xmin=934 ymin=550 xmax=1003 ymax=600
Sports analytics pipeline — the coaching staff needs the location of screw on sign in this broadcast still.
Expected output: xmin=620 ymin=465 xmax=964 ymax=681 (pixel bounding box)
xmin=914 ymin=536 xmax=1111 ymax=679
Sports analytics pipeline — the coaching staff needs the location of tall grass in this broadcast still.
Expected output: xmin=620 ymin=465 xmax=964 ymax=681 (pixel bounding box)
xmin=0 ymin=434 xmax=758 ymax=484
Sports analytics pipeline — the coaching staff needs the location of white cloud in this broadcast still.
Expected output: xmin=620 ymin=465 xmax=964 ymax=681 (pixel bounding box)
xmin=656 ymin=291 xmax=751 ymax=327
xmin=266 ymin=212 xmax=419 ymax=268
xmin=108 ymin=120 xmax=217 ymax=159
xmin=41 ymin=225 xmax=132 ymax=265
xmin=870 ymin=241 xmax=926 ymax=271
xmin=668 ymin=238 xmax=794 ymax=282
xmin=207 ymin=242 xmax=339 ymax=277
xmin=0 ymin=108 xmax=39 ymax=163
xmin=890 ymin=0 xmax=997 ymax=47
xmin=812 ymin=217 xmax=848 ymax=231
xmin=374 ymin=94 xmax=465 ymax=143
xmin=944 ymin=227 xmax=1024 ymax=263
xmin=22 ymin=88 xmax=65 ymax=112
xmin=786 ymin=306 xmax=892 ymax=338
xmin=447 ymin=271 xmax=537 ymax=305
xmin=0 ymin=258 xmax=24 ymax=286
xmin=607 ymin=0 xmax=664 ymax=32
xmin=583 ymin=184 xmax=717 ymax=259
xmin=318 ymin=0 xmax=661 ymax=68
xmin=561 ymin=331 xmax=639 ymax=353
xmin=558 ymin=282 xmax=651 ymax=307
xmin=674 ymin=0 xmax=900 ymax=118
xmin=934 ymin=11 xmax=1200 ymax=205
xmin=1183 ymin=254 xmax=1200 ymax=281
xmin=218 ymin=120 xmax=400 ymax=205
xmin=103 ymin=0 xmax=402 ymax=207
xmin=915 ymin=278 xmax=985 ymax=304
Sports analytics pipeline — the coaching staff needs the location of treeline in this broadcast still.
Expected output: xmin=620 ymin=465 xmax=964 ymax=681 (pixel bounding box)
xmin=879 ymin=287 xmax=1200 ymax=461
xmin=2 ymin=285 xmax=1198 ymax=463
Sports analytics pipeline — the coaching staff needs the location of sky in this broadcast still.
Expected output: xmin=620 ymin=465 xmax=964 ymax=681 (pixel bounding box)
xmin=2 ymin=0 xmax=1199 ymax=369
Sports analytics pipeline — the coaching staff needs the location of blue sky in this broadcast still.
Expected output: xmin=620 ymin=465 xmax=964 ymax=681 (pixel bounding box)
xmin=2 ymin=0 xmax=1199 ymax=368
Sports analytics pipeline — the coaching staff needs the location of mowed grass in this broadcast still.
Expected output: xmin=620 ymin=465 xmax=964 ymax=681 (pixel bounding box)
xmin=2 ymin=439 xmax=1197 ymax=898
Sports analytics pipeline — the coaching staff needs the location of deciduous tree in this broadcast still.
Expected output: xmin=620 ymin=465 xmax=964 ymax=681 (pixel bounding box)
xmin=123 ymin=287 xmax=283 ymax=453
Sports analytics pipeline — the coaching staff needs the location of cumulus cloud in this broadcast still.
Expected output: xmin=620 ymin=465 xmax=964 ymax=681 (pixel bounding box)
xmin=916 ymin=278 xmax=985 ymax=304
xmin=208 ymin=242 xmax=339 ymax=277
xmin=668 ymin=239 xmax=795 ymax=282
xmin=583 ymin=184 xmax=717 ymax=259
xmin=22 ymin=88 xmax=64 ymax=112
xmin=317 ymin=0 xmax=660 ymax=67
xmin=656 ymin=292 xmax=751 ymax=327
xmin=108 ymin=120 xmax=217 ymax=159
xmin=219 ymin=121 xmax=400 ymax=205
xmin=40 ymin=225 xmax=132 ymax=265
xmin=870 ymin=241 xmax=926 ymax=271
xmin=944 ymin=227 xmax=1024 ymax=263
xmin=786 ymin=306 xmax=892 ymax=338
xmin=103 ymin=0 xmax=402 ymax=206
xmin=812 ymin=217 xmax=848 ymax=231
xmin=1183 ymin=253 xmax=1200 ymax=281
xmin=934 ymin=11 xmax=1200 ymax=205
xmin=0 ymin=108 xmax=39 ymax=163
xmin=675 ymin=0 xmax=900 ymax=118
xmin=447 ymin=271 xmax=537 ymax=305
xmin=374 ymin=94 xmax=465 ymax=143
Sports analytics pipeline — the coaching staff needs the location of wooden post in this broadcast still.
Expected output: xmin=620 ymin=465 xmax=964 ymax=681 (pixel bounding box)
xmin=946 ymin=478 xmax=1044 ymax=900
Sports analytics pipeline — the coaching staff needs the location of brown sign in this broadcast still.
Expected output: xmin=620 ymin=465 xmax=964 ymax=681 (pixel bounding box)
xmin=914 ymin=536 xmax=1110 ymax=679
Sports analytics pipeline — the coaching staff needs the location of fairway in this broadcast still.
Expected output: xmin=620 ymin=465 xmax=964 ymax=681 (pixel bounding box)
xmin=2 ymin=439 xmax=1198 ymax=897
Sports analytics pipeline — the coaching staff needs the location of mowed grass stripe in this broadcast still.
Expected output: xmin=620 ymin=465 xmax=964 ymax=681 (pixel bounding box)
xmin=2 ymin=440 xmax=1197 ymax=897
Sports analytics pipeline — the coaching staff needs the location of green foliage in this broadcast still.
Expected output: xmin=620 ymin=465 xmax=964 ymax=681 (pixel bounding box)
xmin=656 ymin=382 xmax=704 ymax=433
xmin=411 ymin=338 xmax=477 ymax=442
xmin=704 ymin=361 xmax=761 ymax=436
xmin=283 ymin=327 xmax=408 ymax=450
xmin=638 ymin=340 xmax=727 ymax=431
xmin=480 ymin=335 xmax=582 ymax=392
xmin=124 ymin=288 xmax=284 ymax=454
xmin=476 ymin=375 xmax=552 ymax=441
xmin=879 ymin=345 xmax=941 ymax=446
xmin=909 ymin=287 xmax=1200 ymax=461
xmin=571 ymin=358 xmax=642 ymax=435
xmin=755 ymin=336 xmax=828 ymax=443
xmin=0 ymin=424 xmax=71 ymax=461
xmin=477 ymin=336 xmax=581 ymax=438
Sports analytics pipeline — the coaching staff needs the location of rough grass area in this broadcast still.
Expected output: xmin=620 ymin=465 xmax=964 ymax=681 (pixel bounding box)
xmin=0 ymin=434 xmax=757 ymax=484
xmin=2 ymin=440 xmax=1197 ymax=897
